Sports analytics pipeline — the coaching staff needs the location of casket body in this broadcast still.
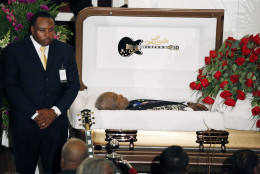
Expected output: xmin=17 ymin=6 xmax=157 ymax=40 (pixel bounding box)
xmin=73 ymin=7 xmax=260 ymax=153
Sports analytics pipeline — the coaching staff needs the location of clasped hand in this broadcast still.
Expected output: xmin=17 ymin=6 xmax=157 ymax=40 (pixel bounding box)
xmin=34 ymin=109 xmax=57 ymax=129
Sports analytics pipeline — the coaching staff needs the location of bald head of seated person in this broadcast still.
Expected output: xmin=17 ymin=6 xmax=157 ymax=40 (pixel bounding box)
xmin=59 ymin=138 xmax=88 ymax=174
xmin=95 ymin=92 xmax=208 ymax=111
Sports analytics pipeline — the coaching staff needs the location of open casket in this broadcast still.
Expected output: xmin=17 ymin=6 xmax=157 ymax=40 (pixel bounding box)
xmin=71 ymin=7 xmax=260 ymax=155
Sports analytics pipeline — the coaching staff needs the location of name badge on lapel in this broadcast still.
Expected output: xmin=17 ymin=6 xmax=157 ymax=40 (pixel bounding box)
xmin=59 ymin=64 xmax=67 ymax=83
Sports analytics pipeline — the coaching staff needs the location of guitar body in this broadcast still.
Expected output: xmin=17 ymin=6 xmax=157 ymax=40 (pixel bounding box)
xmin=118 ymin=37 xmax=143 ymax=57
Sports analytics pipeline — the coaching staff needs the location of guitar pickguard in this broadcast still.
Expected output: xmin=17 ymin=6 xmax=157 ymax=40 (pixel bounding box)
xmin=118 ymin=37 xmax=143 ymax=57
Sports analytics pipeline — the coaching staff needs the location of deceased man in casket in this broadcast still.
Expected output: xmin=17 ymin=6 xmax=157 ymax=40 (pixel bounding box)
xmin=95 ymin=92 xmax=208 ymax=111
xmin=68 ymin=90 xmax=209 ymax=141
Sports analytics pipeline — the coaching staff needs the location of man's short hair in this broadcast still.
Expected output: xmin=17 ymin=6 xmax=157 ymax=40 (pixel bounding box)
xmin=231 ymin=149 xmax=259 ymax=174
xmin=160 ymin=146 xmax=189 ymax=174
xmin=76 ymin=157 xmax=119 ymax=174
xmin=29 ymin=11 xmax=55 ymax=27
xmin=95 ymin=92 xmax=118 ymax=110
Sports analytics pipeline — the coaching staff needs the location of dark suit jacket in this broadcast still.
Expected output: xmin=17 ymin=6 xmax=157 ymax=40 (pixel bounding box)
xmin=4 ymin=36 xmax=80 ymax=140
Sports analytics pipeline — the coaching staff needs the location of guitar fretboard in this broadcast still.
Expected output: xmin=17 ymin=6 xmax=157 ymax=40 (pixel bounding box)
xmin=142 ymin=45 xmax=168 ymax=49
xmin=81 ymin=109 xmax=94 ymax=158
xmin=85 ymin=130 xmax=94 ymax=158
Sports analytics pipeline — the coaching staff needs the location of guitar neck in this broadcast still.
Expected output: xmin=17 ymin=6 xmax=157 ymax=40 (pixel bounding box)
xmin=81 ymin=109 xmax=94 ymax=158
xmin=141 ymin=45 xmax=169 ymax=49
xmin=85 ymin=130 xmax=94 ymax=158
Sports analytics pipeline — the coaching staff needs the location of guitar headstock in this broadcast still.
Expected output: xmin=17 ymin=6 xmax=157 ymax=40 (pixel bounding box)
xmin=81 ymin=109 xmax=93 ymax=131
xmin=167 ymin=45 xmax=179 ymax=50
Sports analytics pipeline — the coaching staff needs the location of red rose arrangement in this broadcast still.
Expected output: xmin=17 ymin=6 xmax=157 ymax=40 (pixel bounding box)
xmin=190 ymin=34 xmax=260 ymax=128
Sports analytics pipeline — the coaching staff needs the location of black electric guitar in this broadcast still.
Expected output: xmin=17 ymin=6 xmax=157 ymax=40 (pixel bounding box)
xmin=118 ymin=37 xmax=179 ymax=57
xmin=81 ymin=109 xmax=94 ymax=158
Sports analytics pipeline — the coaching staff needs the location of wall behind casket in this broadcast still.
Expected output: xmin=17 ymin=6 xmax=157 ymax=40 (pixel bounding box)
xmin=128 ymin=0 xmax=260 ymax=40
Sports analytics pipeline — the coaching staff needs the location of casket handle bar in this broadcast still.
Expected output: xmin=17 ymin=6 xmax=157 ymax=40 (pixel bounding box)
xmin=105 ymin=129 xmax=138 ymax=150
xmin=196 ymin=129 xmax=229 ymax=153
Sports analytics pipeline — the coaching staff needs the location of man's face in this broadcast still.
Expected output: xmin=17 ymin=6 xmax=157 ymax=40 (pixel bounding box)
xmin=30 ymin=17 xmax=55 ymax=46
xmin=105 ymin=92 xmax=130 ymax=110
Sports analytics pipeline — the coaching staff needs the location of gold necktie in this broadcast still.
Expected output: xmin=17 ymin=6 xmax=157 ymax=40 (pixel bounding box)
xmin=40 ymin=46 xmax=47 ymax=70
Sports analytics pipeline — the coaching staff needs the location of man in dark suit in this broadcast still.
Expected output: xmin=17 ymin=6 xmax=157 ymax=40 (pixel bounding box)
xmin=4 ymin=11 xmax=79 ymax=174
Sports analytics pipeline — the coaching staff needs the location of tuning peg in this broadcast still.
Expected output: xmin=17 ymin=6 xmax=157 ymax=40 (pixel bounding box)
xmin=91 ymin=112 xmax=94 ymax=114
xmin=92 ymin=117 xmax=95 ymax=119
xmin=93 ymin=122 xmax=95 ymax=124
xmin=79 ymin=124 xmax=82 ymax=126
xmin=78 ymin=119 xmax=81 ymax=121
xmin=77 ymin=114 xmax=81 ymax=116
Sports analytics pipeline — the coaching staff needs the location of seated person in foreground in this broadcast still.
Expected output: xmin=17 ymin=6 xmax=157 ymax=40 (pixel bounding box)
xmin=230 ymin=149 xmax=259 ymax=174
xmin=95 ymin=92 xmax=208 ymax=111
xmin=160 ymin=145 xmax=189 ymax=174
xmin=76 ymin=157 xmax=119 ymax=174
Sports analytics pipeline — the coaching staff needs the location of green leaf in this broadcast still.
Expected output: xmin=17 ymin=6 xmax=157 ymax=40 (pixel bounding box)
xmin=252 ymin=76 xmax=256 ymax=80
xmin=251 ymin=101 xmax=257 ymax=107
xmin=231 ymin=40 xmax=240 ymax=48
xmin=232 ymin=64 xmax=237 ymax=72
xmin=202 ymin=69 xmax=207 ymax=76
xmin=223 ymin=73 xmax=229 ymax=78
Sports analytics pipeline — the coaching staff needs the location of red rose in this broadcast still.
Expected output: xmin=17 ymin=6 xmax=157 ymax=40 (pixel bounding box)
xmin=202 ymin=96 xmax=215 ymax=104
xmin=227 ymin=37 xmax=235 ymax=41
xmin=190 ymin=82 xmax=197 ymax=90
xmin=254 ymin=47 xmax=260 ymax=54
xmin=240 ymin=37 xmax=249 ymax=46
xmin=231 ymin=47 xmax=237 ymax=51
xmin=222 ymin=60 xmax=228 ymax=67
xmin=225 ymin=41 xmax=232 ymax=48
xmin=253 ymin=34 xmax=260 ymax=45
xmin=220 ymin=81 xmax=229 ymax=88
xmin=245 ymin=79 xmax=254 ymax=87
xmin=226 ymin=50 xmax=234 ymax=58
xmin=200 ymin=78 xmax=209 ymax=88
xmin=205 ymin=56 xmax=211 ymax=65
xmin=249 ymin=54 xmax=258 ymax=62
xmin=252 ymin=106 xmax=260 ymax=116
xmin=199 ymin=69 xmax=203 ymax=74
xmin=210 ymin=50 xmax=217 ymax=58
xmin=256 ymin=120 xmax=260 ymax=128
xmin=230 ymin=74 xmax=239 ymax=84
xmin=237 ymin=90 xmax=246 ymax=100
xmin=220 ymin=90 xmax=233 ymax=99
xmin=197 ymin=74 xmax=205 ymax=80
xmin=242 ymin=46 xmax=251 ymax=55
xmin=196 ymin=83 xmax=202 ymax=90
xmin=224 ymin=98 xmax=236 ymax=107
xmin=236 ymin=57 xmax=245 ymax=66
xmin=214 ymin=71 xmax=222 ymax=80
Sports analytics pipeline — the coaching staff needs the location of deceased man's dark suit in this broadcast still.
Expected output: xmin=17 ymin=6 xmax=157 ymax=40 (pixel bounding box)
xmin=4 ymin=36 xmax=80 ymax=173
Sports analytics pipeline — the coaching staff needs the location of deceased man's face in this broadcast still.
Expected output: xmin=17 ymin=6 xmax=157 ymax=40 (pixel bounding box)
xmin=104 ymin=92 xmax=130 ymax=110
